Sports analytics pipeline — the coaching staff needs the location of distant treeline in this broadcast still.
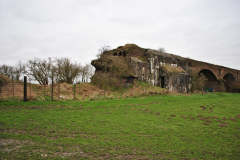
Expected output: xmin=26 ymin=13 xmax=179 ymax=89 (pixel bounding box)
xmin=0 ymin=57 xmax=95 ymax=84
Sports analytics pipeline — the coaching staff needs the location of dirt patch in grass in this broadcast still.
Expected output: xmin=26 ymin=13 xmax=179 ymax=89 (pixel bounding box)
xmin=0 ymin=138 xmax=35 ymax=153
xmin=170 ymin=115 xmax=176 ymax=117
xmin=236 ymin=115 xmax=240 ymax=118
xmin=229 ymin=118 xmax=237 ymax=121
xmin=182 ymin=116 xmax=187 ymax=119
xmin=205 ymin=120 xmax=213 ymax=123
xmin=190 ymin=117 xmax=195 ymax=120
xmin=203 ymin=117 xmax=210 ymax=119
xmin=212 ymin=117 xmax=219 ymax=119
xmin=222 ymin=122 xmax=229 ymax=125
xmin=200 ymin=106 xmax=207 ymax=109
xmin=156 ymin=112 xmax=160 ymax=115
xmin=218 ymin=124 xmax=227 ymax=127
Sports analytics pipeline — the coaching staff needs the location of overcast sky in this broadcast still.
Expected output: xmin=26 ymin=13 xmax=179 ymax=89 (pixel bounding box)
xmin=0 ymin=0 xmax=240 ymax=70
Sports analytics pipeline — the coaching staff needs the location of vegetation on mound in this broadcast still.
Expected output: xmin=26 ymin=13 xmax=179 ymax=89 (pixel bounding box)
xmin=160 ymin=65 xmax=186 ymax=73
xmin=0 ymin=80 xmax=170 ymax=102
xmin=0 ymin=74 xmax=11 ymax=83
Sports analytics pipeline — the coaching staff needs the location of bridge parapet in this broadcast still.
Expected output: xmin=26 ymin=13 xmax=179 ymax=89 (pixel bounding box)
xmin=185 ymin=58 xmax=240 ymax=82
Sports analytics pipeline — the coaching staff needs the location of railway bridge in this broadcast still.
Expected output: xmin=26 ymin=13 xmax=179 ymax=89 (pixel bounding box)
xmin=185 ymin=58 xmax=240 ymax=92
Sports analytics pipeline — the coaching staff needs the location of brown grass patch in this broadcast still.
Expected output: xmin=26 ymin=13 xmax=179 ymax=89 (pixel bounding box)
xmin=218 ymin=124 xmax=227 ymax=127
xmin=222 ymin=122 xmax=229 ymax=125
xmin=229 ymin=118 xmax=237 ymax=121
xmin=200 ymin=106 xmax=206 ymax=109
xmin=212 ymin=117 xmax=219 ymax=119
xmin=205 ymin=120 xmax=213 ymax=123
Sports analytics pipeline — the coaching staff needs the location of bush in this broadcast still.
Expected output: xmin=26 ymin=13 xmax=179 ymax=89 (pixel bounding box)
xmin=91 ymin=73 xmax=122 ymax=89
xmin=188 ymin=70 xmax=208 ymax=92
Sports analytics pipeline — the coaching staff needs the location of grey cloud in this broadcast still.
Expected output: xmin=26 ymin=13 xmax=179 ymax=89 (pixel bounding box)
xmin=0 ymin=0 xmax=240 ymax=70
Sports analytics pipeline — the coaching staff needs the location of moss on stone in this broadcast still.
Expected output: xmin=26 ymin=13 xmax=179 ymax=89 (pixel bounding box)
xmin=160 ymin=65 xmax=186 ymax=73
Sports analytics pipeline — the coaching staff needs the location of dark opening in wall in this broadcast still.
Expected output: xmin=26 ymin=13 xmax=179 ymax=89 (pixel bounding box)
xmin=119 ymin=52 xmax=122 ymax=56
xmin=126 ymin=77 xmax=134 ymax=83
xmin=113 ymin=53 xmax=117 ymax=56
xmin=199 ymin=69 xmax=217 ymax=81
xmin=223 ymin=73 xmax=235 ymax=81
xmin=160 ymin=76 xmax=164 ymax=88
xmin=223 ymin=73 xmax=236 ymax=92
xmin=123 ymin=51 xmax=126 ymax=57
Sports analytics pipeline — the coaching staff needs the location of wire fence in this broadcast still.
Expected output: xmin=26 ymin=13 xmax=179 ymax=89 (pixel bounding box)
xmin=0 ymin=78 xmax=82 ymax=101
xmin=0 ymin=76 xmax=175 ymax=102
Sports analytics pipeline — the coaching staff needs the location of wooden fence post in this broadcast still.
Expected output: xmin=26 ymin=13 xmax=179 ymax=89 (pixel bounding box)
xmin=44 ymin=84 xmax=45 ymax=100
xmin=24 ymin=76 xmax=27 ymax=102
xmin=30 ymin=82 xmax=31 ymax=100
xmin=58 ymin=82 xmax=60 ymax=101
xmin=51 ymin=75 xmax=53 ymax=101
xmin=12 ymin=77 xmax=14 ymax=101
xmin=74 ymin=84 xmax=76 ymax=100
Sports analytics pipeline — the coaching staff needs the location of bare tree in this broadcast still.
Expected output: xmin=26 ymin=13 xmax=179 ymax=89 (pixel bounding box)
xmin=96 ymin=45 xmax=111 ymax=59
xmin=80 ymin=64 xmax=95 ymax=83
xmin=0 ymin=64 xmax=15 ymax=79
xmin=86 ymin=64 xmax=95 ymax=82
xmin=14 ymin=61 xmax=26 ymax=81
xmin=26 ymin=57 xmax=52 ymax=85
xmin=54 ymin=57 xmax=81 ymax=84
xmin=80 ymin=65 xmax=88 ymax=82
xmin=158 ymin=47 xmax=166 ymax=53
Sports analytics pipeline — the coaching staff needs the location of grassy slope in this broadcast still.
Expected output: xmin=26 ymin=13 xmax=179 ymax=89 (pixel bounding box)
xmin=0 ymin=93 xmax=240 ymax=159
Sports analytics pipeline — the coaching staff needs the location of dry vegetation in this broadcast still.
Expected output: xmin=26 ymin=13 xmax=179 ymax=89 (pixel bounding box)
xmin=0 ymin=77 xmax=171 ymax=101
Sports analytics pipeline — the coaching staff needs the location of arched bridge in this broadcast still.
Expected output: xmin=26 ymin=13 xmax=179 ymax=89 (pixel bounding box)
xmin=185 ymin=59 xmax=240 ymax=92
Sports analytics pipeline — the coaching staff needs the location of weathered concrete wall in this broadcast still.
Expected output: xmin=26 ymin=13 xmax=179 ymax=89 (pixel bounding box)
xmin=130 ymin=57 xmax=150 ymax=83
xmin=130 ymin=50 xmax=190 ymax=93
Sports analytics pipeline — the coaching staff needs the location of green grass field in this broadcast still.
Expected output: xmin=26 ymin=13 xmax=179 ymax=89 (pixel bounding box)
xmin=1 ymin=93 xmax=240 ymax=159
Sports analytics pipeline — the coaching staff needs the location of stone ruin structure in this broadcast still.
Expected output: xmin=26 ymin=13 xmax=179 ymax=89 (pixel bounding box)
xmin=91 ymin=44 xmax=190 ymax=93
xmin=91 ymin=44 xmax=240 ymax=93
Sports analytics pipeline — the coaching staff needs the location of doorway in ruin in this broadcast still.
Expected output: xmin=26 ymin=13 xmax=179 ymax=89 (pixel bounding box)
xmin=160 ymin=76 xmax=164 ymax=88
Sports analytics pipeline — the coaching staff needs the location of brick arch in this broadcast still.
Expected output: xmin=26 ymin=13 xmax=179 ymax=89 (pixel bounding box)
xmin=194 ymin=65 xmax=219 ymax=79
xmin=221 ymin=71 xmax=236 ymax=80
